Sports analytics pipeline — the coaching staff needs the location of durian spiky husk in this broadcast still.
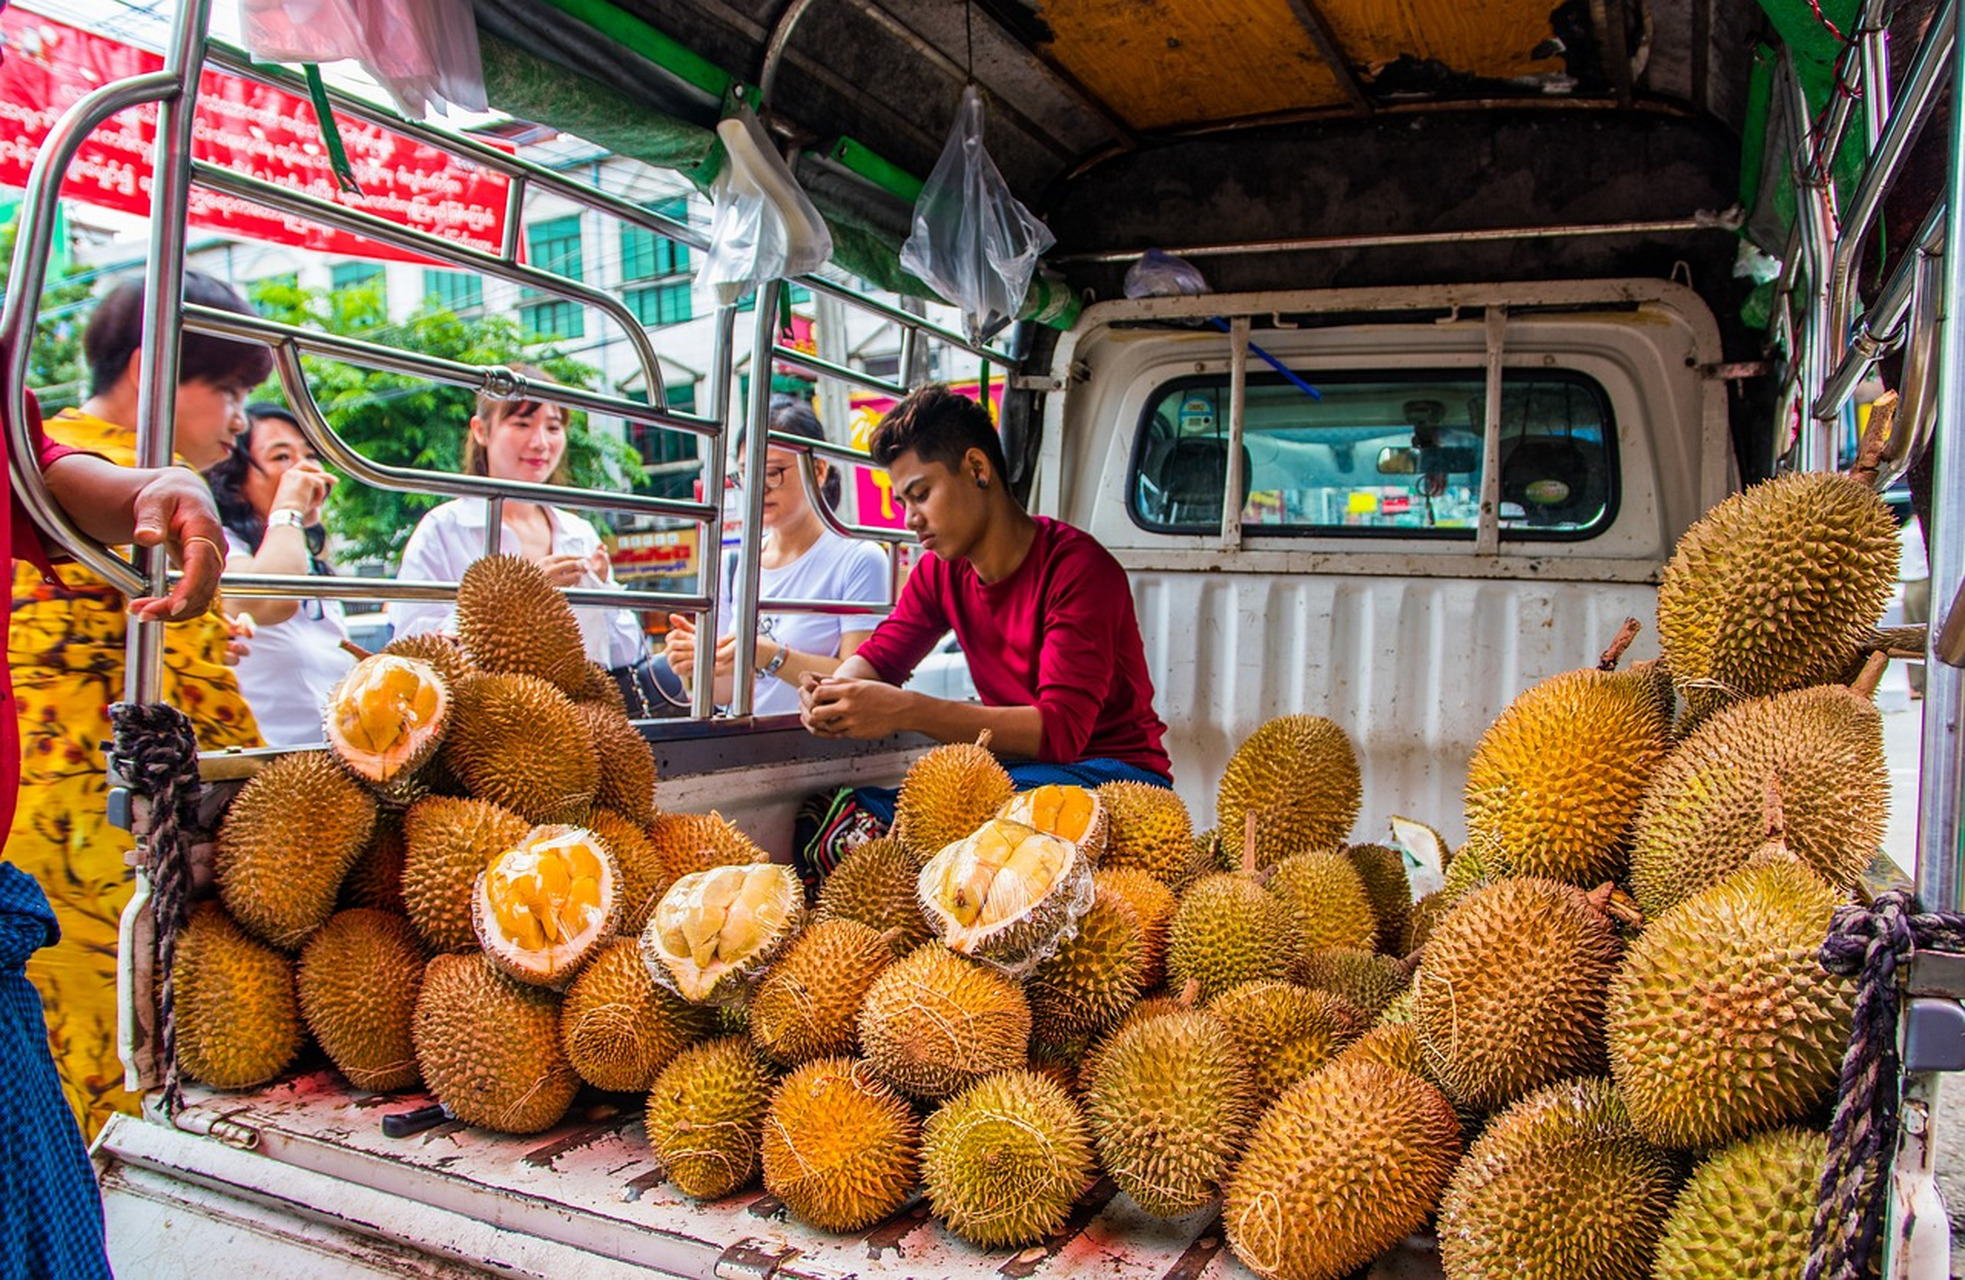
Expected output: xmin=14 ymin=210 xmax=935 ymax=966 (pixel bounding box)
xmin=1628 ymin=682 xmax=1888 ymax=919
xmin=401 ymin=795 xmax=532 ymax=953
xmin=573 ymin=701 xmax=656 ymax=827
xmin=761 ymin=1056 xmax=920 ymax=1232
xmin=1401 ymin=889 xmax=1453 ymax=955
xmin=1208 ymin=980 xmax=1361 ymax=1109
xmin=857 ymin=943 xmax=1031 ymax=1100
xmin=1294 ymin=948 xmax=1412 ymax=1022
xmin=443 ymin=672 xmax=598 ymax=824
xmin=589 ymin=808 xmax=671 ymax=937
xmin=748 ymin=918 xmax=897 ymax=1066
xmin=892 ymin=736 xmax=1015 ymax=864
xmin=1438 ymin=1077 xmax=1678 ymax=1280
xmin=340 ymin=815 xmax=407 ymax=915
xmin=561 ymin=937 xmax=715 ymax=1092
xmin=412 ymin=952 xmax=578 ymax=1134
xmin=1083 ymin=1008 xmax=1254 ymax=1218
xmin=1165 ymin=871 xmax=1298 ymax=1002
xmin=1345 ymin=843 xmax=1411 ymax=954
xmin=1090 ymin=867 xmax=1176 ymax=992
xmin=573 ymin=660 xmax=628 ymax=713
xmin=1412 ymin=878 xmax=1620 ymax=1111
xmin=217 ymin=751 xmax=377 ymax=950
xmin=174 ymin=901 xmax=303 ymax=1090
xmin=381 ymin=631 xmax=473 ymax=690
xmin=1215 ymin=715 xmax=1362 ymax=868
xmin=455 ymin=553 xmax=590 ymax=695
xmin=1462 ymin=666 xmax=1674 ymax=887
xmin=1653 ymin=1127 xmax=1826 ymax=1280
xmin=921 ymin=1070 xmax=1096 ymax=1248
xmin=643 ymin=1035 xmax=776 ymax=1199
xmin=813 ymin=836 xmax=934 ymax=955
xmin=647 ymin=811 xmax=766 ymax=882
xmin=1222 ymin=1059 xmax=1462 ymax=1280
xmin=1658 ymin=471 xmax=1899 ymax=720
xmin=1266 ymin=850 xmax=1379 ymax=953
xmin=297 ymin=908 xmax=425 ymax=1092
xmin=1026 ymin=884 xmax=1147 ymax=1044
xmin=1095 ymin=780 xmax=1201 ymax=889
xmin=1608 ymin=858 xmax=1854 ymax=1149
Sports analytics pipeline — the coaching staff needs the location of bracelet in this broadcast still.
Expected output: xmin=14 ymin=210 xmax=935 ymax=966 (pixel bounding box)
xmin=761 ymin=643 xmax=789 ymax=678
xmin=266 ymin=508 xmax=306 ymax=531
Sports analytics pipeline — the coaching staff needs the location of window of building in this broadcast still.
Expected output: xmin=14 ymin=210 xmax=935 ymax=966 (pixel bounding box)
xmin=423 ymin=268 xmax=482 ymax=313
xmin=628 ymin=280 xmax=693 ymax=327
xmin=1128 ymin=369 xmax=1618 ymax=540
xmin=329 ymin=261 xmax=385 ymax=305
xmin=527 ymin=215 xmax=585 ymax=282
xmin=520 ymin=298 xmax=584 ymax=341
xmin=620 ymin=198 xmax=691 ymax=284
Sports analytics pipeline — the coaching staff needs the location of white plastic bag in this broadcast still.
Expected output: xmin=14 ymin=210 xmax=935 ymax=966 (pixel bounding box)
xmin=700 ymin=109 xmax=834 ymax=308
xmin=1124 ymin=248 xmax=1212 ymax=299
xmin=900 ymin=84 xmax=1056 ymax=344
xmin=238 ymin=0 xmax=487 ymax=117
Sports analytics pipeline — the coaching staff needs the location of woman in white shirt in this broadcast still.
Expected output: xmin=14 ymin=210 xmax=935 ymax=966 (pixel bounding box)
xmin=665 ymin=396 xmax=889 ymax=717
xmin=207 ymin=404 xmax=354 ymax=747
xmin=390 ymin=370 xmax=660 ymax=710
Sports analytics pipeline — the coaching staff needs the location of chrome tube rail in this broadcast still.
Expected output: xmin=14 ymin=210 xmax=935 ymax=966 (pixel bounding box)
xmin=1816 ymin=202 xmax=1945 ymax=421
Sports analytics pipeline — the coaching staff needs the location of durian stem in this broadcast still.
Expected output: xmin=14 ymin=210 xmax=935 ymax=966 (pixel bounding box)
xmin=1848 ymin=390 xmax=1898 ymax=488
xmin=1177 ymin=977 xmax=1201 ymax=1008
xmin=340 ymin=639 xmax=374 ymax=661
xmin=1597 ymin=618 xmax=1642 ymax=672
xmin=1241 ymin=811 xmax=1258 ymax=875
xmin=1762 ymin=772 xmax=1788 ymax=843
xmin=974 ymin=729 xmax=994 ymax=753
xmin=1851 ymin=650 xmax=1891 ymax=700
xmin=1863 ymin=625 xmax=1927 ymax=662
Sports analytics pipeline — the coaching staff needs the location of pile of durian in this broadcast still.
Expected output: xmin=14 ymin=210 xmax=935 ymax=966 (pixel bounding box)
xmin=175 ymin=466 xmax=1906 ymax=1279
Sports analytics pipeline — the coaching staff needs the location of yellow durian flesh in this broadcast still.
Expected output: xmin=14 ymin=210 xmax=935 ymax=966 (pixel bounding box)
xmin=472 ymin=825 xmax=619 ymax=986
xmin=996 ymin=784 xmax=1109 ymax=863
xmin=640 ymin=863 xmax=803 ymax=1004
xmin=917 ymin=818 xmax=1094 ymax=973
xmin=324 ymin=653 xmax=448 ymax=786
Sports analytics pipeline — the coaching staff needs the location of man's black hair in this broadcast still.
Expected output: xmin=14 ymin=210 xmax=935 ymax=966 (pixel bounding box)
xmin=85 ymin=270 xmax=273 ymax=397
xmin=867 ymin=383 xmax=1009 ymax=479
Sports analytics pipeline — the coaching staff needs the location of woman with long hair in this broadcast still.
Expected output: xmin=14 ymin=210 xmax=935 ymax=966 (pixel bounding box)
xmin=10 ymin=271 xmax=269 ymax=1137
xmin=389 ymin=368 xmax=660 ymax=709
xmin=204 ymin=403 xmax=352 ymax=746
xmin=664 ymin=395 xmax=888 ymax=717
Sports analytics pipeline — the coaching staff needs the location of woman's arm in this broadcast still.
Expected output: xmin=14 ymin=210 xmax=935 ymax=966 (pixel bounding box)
xmin=388 ymin=506 xmax=464 ymax=638
xmin=39 ymin=456 xmax=227 ymax=622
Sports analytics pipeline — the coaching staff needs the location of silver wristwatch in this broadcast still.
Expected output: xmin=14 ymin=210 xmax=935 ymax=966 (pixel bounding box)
xmin=266 ymin=508 xmax=306 ymax=531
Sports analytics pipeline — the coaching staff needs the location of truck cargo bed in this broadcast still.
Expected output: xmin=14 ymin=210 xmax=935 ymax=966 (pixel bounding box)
xmin=95 ymin=1072 xmax=1446 ymax=1279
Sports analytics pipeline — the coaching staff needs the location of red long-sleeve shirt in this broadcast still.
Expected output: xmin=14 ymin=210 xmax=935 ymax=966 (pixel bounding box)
xmin=854 ymin=516 xmax=1172 ymax=778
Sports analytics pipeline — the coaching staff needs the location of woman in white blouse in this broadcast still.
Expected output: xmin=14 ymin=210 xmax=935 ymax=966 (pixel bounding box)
xmin=390 ymin=371 xmax=661 ymax=711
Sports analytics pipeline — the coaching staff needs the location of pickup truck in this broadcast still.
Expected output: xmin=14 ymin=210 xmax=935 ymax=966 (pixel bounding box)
xmin=5 ymin=0 xmax=1959 ymax=1277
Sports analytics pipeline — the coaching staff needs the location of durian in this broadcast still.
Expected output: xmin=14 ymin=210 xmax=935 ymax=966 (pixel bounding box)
xmin=921 ymin=1070 xmax=1095 ymax=1248
xmin=1345 ymin=842 xmax=1412 ymax=954
xmin=1165 ymin=846 xmax=1298 ymax=1003
xmin=340 ymin=815 xmax=407 ymax=914
xmin=644 ymin=1035 xmax=776 ymax=1199
xmin=761 ymin=1056 xmax=920 ymax=1232
xmin=296 ymin=908 xmax=424 ymax=1092
xmin=1657 ymin=471 xmax=1899 ymax=719
xmin=647 ymin=811 xmax=765 ymax=881
xmin=1025 ymin=883 xmax=1147 ymax=1044
xmin=589 ymin=808 xmax=671 ymax=936
xmin=917 ymin=817 xmax=1093 ymax=971
xmin=892 ymin=733 xmax=1014 ymax=864
xmin=813 ymin=836 xmax=933 ymax=954
xmin=323 ymin=653 xmax=449 ymax=797
xmin=1294 ymin=948 xmax=1412 ymax=1021
xmin=1082 ymin=1008 xmax=1253 ymax=1218
xmin=1222 ymin=1059 xmax=1462 ymax=1280
xmin=216 ymin=751 xmax=377 ymax=949
xmin=381 ymin=631 xmax=472 ymax=689
xmin=747 ymin=918 xmax=897 ymax=1066
xmin=857 ymin=943 xmax=1030 ymax=1100
xmin=174 ymin=901 xmax=303 ymax=1089
xmin=1095 ymin=779 xmax=1199 ymax=889
xmin=1208 ymin=980 xmax=1360 ymax=1108
xmin=401 ymin=796 xmax=530 ymax=953
xmin=1092 ymin=866 xmax=1176 ymax=991
xmin=1652 ymin=1127 xmax=1826 ymax=1280
xmin=996 ymin=783 xmax=1108 ymax=863
xmin=574 ymin=701 xmax=656 ymax=827
xmin=1266 ymin=850 xmax=1379 ymax=953
xmin=455 ymin=553 xmax=590 ymax=695
xmin=412 ymin=952 xmax=578 ymax=1133
xmin=444 ymin=672 xmax=598 ymax=824
xmin=1412 ymin=878 xmax=1620 ymax=1111
xmin=641 ymin=863 xmax=803 ymax=1005
xmin=561 ymin=937 xmax=714 ymax=1092
xmin=472 ymin=825 xmax=620 ymax=987
xmin=1436 ymin=1077 xmax=1678 ymax=1280
xmin=1215 ymin=715 xmax=1362 ymax=867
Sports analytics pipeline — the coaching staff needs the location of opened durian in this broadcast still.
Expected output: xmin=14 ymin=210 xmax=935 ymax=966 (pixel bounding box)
xmin=640 ymin=863 xmax=803 ymax=1004
xmin=323 ymin=653 xmax=449 ymax=797
xmin=472 ymin=825 xmax=620 ymax=987
xmin=917 ymin=817 xmax=1093 ymax=972
xmin=996 ymin=784 xmax=1108 ymax=863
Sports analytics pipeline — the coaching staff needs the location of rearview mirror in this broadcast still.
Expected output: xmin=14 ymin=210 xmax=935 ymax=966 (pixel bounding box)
xmin=1378 ymin=445 xmax=1478 ymax=475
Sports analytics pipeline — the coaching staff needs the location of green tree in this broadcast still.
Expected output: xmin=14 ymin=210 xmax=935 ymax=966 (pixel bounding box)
xmin=0 ymin=216 xmax=94 ymax=413
xmin=247 ymin=278 xmax=638 ymax=565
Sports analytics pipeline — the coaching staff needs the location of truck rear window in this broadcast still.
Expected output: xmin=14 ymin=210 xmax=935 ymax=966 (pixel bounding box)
xmin=1128 ymin=370 xmax=1618 ymax=540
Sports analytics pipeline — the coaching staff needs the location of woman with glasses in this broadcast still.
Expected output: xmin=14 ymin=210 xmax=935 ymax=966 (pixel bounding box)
xmin=205 ymin=403 xmax=353 ymax=747
xmin=389 ymin=368 xmax=662 ymax=711
xmin=664 ymin=396 xmax=887 ymax=717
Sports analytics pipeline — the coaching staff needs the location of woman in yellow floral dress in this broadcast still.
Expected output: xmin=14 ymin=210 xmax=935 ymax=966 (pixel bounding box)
xmin=12 ymin=273 xmax=270 ymax=1138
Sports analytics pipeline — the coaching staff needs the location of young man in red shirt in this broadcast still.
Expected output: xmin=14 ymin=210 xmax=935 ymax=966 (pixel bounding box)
xmin=797 ymin=383 xmax=1170 ymax=867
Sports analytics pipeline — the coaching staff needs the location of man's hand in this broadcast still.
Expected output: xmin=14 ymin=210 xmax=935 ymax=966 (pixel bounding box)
xmin=128 ymin=468 xmax=226 ymax=622
xmin=800 ymin=674 xmax=914 ymax=740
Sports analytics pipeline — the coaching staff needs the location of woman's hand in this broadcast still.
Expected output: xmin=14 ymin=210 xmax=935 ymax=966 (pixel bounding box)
xmin=128 ymin=467 xmax=228 ymax=623
xmin=270 ymin=460 xmax=335 ymax=526
xmin=536 ymin=553 xmax=592 ymax=588
xmin=663 ymin=612 xmax=698 ymax=681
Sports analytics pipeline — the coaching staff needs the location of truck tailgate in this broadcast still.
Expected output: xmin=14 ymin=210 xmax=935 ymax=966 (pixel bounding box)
xmin=96 ymin=1072 xmax=1446 ymax=1279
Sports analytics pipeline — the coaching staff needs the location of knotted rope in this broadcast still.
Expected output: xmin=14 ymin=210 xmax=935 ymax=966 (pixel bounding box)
xmin=1806 ymin=889 xmax=1965 ymax=1280
xmin=108 ymin=701 xmax=203 ymax=1116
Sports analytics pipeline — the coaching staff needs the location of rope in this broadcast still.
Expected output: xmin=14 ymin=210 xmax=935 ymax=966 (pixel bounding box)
xmin=1806 ymin=889 xmax=1965 ymax=1280
xmin=108 ymin=701 xmax=204 ymax=1117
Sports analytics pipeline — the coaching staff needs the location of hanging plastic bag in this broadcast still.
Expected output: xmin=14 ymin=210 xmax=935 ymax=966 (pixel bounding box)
xmin=900 ymin=84 xmax=1056 ymax=344
xmin=238 ymin=0 xmax=487 ymax=117
xmin=700 ymin=109 xmax=834 ymax=307
xmin=1124 ymin=248 xmax=1212 ymax=299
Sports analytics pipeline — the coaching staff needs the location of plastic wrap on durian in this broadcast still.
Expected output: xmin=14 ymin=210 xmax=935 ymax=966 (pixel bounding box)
xmin=916 ymin=818 xmax=1096 ymax=979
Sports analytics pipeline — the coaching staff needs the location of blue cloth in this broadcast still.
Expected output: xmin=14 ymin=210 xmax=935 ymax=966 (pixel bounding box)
xmin=1 ymin=863 xmax=112 ymax=1280
xmin=853 ymin=757 xmax=1174 ymax=827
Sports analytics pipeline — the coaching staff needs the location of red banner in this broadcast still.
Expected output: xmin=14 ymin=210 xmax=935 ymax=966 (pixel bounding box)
xmin=0 ymin=6 xmax=510 ymax=261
